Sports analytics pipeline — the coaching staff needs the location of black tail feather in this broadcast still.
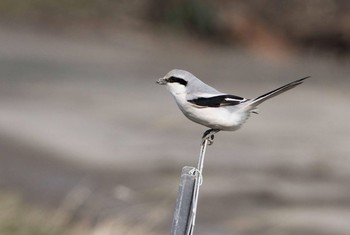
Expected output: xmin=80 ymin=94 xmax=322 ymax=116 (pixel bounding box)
xmin=250 ymin=76 xmax=310 ymax=107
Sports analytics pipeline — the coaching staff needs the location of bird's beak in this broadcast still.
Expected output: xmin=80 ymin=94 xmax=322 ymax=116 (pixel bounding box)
xmin=156 ymin=77 xmax=167 ymax=85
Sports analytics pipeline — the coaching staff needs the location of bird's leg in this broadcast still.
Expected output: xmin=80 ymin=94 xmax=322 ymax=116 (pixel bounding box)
xmin=202 ymin=129 xmax=220 ymax=145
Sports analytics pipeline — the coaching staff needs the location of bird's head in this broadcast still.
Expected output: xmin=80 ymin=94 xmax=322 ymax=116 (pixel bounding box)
xmin=157 ymin=69 xmax=194 ymax=95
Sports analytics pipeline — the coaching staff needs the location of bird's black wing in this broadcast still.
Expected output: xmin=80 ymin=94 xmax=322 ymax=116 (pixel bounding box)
xmin=188 ymin=94 xmax=246 ymax=107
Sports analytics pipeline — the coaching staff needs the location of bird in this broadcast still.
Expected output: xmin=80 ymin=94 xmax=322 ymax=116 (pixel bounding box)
xmin=157 ymin=69 xmax=309 ymax=144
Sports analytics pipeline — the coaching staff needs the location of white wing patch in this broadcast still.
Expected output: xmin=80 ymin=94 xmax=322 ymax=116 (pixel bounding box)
xmin=225 ymin=97 xmax=247 ymax=102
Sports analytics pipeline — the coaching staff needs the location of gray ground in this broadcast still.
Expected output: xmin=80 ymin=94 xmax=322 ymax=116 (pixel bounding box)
xmin=0 ymin=26 xmax=349 ymax=235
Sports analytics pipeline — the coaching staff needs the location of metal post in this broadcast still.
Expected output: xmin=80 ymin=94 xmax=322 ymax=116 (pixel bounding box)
xmin=171 ymin=166 xmax=197 ymax=235
xmin=171 ymin=139 xmax=210 ymax=235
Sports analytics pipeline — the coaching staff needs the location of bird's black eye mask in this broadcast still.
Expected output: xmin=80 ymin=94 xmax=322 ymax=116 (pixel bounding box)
xmin=167 ymin=76 xmax=188 ymax=86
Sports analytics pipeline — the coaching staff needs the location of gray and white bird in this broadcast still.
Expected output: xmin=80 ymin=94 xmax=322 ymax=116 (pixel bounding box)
xmin=157 ymin=69 xmax=308 ymax=143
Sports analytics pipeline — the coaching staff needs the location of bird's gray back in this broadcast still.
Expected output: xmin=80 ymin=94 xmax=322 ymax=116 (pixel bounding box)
xmin=186 ymin=76 xmax=223 ymax=96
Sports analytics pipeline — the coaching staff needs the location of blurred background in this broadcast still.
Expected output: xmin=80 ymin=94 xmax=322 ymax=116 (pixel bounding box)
xmin=0 ymin=1 xmax=349 ymax=234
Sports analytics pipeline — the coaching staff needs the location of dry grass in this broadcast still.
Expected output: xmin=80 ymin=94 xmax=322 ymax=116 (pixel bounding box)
xmin=0 ymin=190 xmax=160 ymax=235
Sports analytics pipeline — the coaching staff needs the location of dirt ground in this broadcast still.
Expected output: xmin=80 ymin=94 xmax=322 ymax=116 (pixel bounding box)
xmin=0 ymin=26 xmax=349 ymax=235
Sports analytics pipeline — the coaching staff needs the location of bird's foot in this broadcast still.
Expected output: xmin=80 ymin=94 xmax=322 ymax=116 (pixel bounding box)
xmin=202 ymin=129 xmax=220 ymax=145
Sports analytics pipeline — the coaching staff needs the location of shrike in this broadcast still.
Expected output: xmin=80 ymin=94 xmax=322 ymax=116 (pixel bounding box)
xmin=157 ymin=69 xmax=308 ymax=143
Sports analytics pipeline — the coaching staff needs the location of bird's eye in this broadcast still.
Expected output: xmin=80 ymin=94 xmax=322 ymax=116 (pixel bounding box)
xmin=167 ymin=76 xmax=188 ymax=86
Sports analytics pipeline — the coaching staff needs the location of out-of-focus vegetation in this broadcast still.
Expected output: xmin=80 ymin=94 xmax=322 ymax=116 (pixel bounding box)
xmin=0 ymin=190 xmax=159 ymax=235
xmin=149 ymin=0 xmax=220 ymax=37
xmin=0 ymin=0 xmax=144 ymax=29
xmin=0 ymin=0 xmax=349 ymax=56
xmin=0 ymin=191 xmax=64 ymax=235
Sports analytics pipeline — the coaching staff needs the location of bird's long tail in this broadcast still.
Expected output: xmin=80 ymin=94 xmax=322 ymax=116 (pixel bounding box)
xmin=248 ymin=76 xmax=310 ymax=107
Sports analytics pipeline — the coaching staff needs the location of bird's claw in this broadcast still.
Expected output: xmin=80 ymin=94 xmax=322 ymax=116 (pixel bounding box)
xmin=202 ymin=135 xmax=213 ymax=145
xmin=202 ymin=129 xmax=218 ymax=145
xmin=208 ymin=134 xmax=215 ymax=145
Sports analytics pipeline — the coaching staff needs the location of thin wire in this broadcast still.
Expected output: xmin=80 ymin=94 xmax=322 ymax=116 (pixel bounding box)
xmin=186 ymin=138 xmax=209 ymax=235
